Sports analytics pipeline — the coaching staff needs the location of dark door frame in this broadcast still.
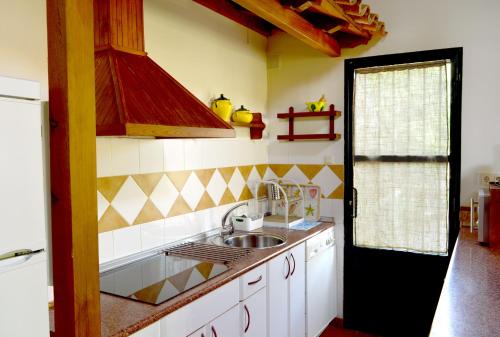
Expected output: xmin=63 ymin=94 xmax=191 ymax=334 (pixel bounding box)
xmin=343 ymin=48 xmax=463 ymax=335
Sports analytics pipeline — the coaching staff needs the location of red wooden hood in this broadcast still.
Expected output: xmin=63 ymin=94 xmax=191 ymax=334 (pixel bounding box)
xmin=94 ymin=0 xmax=234 ymax=138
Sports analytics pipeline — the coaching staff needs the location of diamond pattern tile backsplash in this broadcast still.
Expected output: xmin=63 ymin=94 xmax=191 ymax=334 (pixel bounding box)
xmin=97 ymin=163 xmax=344 ymax=234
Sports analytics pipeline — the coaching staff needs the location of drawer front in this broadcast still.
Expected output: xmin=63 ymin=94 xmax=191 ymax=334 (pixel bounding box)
xmin=240 ymin=263 xmax=267 ymax=300
xmin=161 ymin=278 xmax=239 ymax=337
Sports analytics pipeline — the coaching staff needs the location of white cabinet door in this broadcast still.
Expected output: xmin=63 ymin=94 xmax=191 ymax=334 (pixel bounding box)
xmin=208 ymin=305 xmax=239 ymax=337
xmin=130 ymin=321 xmax=161 ymax=337
xmin=289 ymin=243 xmax=306 ymax=337
xmin=241 ymin=287 xmax=267 ymax=337
xmin=306 ymin=246 xmax=336 ymax=337
xmin=0 ymin=98 xmax=46 ymax=253
xmin=0 ymin=253 xmax=49 ymax=337
xmin=267 ymin=251 xmax=289 ymax=337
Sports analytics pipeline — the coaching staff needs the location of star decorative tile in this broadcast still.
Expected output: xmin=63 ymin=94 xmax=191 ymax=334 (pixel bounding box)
xmin=111 ymin=176 xmax=148 ymax=225
xmin=181 ymin=172 xmax=205 ymax=211
xmin=150 ymin=175 xmax=179 ymax=217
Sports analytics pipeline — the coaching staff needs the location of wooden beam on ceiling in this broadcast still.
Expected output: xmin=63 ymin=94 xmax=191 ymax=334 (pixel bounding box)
xmin=194 ymin=0 xmax=274 ymax=37
xmin=46 ymin=0 xmax=101 ymax=336
xmin=232 ymin=0 xmax=341 ymax=57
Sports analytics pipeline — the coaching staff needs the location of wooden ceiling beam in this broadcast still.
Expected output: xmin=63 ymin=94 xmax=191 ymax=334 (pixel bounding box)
xmin=193 ymin=0 xmax=274 ymax=37
xmin=232 ymin=0 xmax=341 ymax=57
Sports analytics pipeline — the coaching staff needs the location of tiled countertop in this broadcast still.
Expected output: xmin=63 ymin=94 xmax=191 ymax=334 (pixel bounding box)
xmin=50 ymin=222 xmax=334 ymax=337
xmin=429 ymin=230 xmax=500 ymax=337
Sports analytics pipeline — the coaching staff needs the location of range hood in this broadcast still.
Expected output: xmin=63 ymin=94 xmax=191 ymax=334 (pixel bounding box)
xmin=94 ymin=0 xmax=235 ymax=138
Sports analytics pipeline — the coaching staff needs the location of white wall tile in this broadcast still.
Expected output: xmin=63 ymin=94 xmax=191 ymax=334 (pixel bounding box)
xmin=163 ymin=215 xmax=189 ymax=244
xmin=96 ymin=137 xmax=113 ymax=177
xmin=320 ymin=198 xmax=335 ymax=217
xmin=113 ymin=226 xmax=142 ymax=258
xmin=139 ymin=140 xmax=164 ymax=174
xmin=97 ymin=191 xmax=110 ymax=220
xmin=163 ymin=139 xmax=185 ymax=172
xmin=98 ymin=232 xmax=114 ymax=264
xmin=202 ymin=139 xmax=223 ymax=168
xmin=110 ymin=138 xmax=140 ymax=176
xmin=184 ymin=139 xmax=204 ymax=170
xmin=141 ymin=219 xmax=165 ymax=250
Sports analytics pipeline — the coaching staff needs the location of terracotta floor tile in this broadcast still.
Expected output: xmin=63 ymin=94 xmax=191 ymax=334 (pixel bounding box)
xmin=320 ymin=324 xmax=379 ymax=337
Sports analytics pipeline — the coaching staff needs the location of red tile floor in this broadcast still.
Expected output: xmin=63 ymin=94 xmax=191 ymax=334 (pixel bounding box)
xmin=320 ymin=324 xmax=379 ymax=337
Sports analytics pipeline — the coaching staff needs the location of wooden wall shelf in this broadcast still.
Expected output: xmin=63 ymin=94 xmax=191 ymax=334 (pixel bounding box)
xmin=277 ymin=104 xmax=341 ymax=141
xmin=231 ymin=112 xmax=266 ymax=139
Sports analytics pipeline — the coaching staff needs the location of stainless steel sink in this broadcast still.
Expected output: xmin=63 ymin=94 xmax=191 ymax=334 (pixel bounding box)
xmin=223 ymin=233 xmax=286 ymax=249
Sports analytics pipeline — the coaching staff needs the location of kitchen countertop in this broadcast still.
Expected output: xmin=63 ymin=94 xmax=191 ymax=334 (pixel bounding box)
xmin=429 ymin=230 xmax=500 ymax=337
xmin=49 ymin=221 xmax=334 ymax=337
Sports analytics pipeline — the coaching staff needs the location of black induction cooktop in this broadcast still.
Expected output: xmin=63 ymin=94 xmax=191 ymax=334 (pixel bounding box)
xmin=100 ymin=254 xmax=229 ymax=305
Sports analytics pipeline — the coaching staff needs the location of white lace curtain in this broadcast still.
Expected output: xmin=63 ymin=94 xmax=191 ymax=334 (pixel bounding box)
xmin=353 ymin=61 xmax=450 ymax=255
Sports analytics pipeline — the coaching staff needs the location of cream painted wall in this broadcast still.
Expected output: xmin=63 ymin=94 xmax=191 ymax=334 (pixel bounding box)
xmin=267 ymin=0 xmax=500 ymax=318
xmin=0 ymin=0 xmax=48 ymax=99
xmin=144 ymin=0 xmax=268 ymax=117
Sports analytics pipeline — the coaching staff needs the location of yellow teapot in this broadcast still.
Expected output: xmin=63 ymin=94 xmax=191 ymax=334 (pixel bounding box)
xmin=211 ymin=94 xmax=233 ymax=122
xmin=232 ymin=105 xmax=254 ymax=124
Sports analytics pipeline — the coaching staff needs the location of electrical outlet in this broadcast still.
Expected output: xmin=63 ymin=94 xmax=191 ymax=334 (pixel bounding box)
xmin=477 ymin=172 xmax=500 ymax=187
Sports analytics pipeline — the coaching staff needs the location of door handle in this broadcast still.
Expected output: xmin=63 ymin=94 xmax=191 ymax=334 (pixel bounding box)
xmin=244 ymin=304 xmax=251 ymax=333
xmin=290 ymin=253 xmax=296 ymax=276
xmin=211 ymin=326 xmax=217 ymax=337
xmin=352 ymin=187 xmax=358 ymax=218
xmin=0 ymin=248 xmax=44 ymax=269
xmin=284 ymin=256 xmax=291 ymax=279
xmin=247 ymin=275 xmax=262 ymax=286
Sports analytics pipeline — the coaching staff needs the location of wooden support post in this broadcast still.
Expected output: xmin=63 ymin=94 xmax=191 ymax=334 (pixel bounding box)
xmin=329 ymin=104 xmax=336 ymax=140
xmin=47 ymin=1 xmax=101 ymax=336
xmin=289 ymin=106 xmax=295 ymax=141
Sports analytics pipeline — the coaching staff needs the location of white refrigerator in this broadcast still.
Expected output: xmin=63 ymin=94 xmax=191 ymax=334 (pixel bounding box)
xmin=0 ymin=76 xmax=50 ymax=337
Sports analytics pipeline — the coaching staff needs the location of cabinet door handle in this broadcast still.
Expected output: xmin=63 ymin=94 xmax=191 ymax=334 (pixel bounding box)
xmin=247 ymin=275 xmax=262 ymax=286
xmin=285 ymin=256 xmax=291 ymax=279
xmin=201 ymin=334 xmax=205 ymax=337
xmin=290 ymin=253 xmax=296 ymax=276
xmin=353 ymin=187 xmax=358 ymax=218
xmin=211 ymin=326 xmax=217 ymax=337
xmin=244 ymin=304 xmax=251 ymax=333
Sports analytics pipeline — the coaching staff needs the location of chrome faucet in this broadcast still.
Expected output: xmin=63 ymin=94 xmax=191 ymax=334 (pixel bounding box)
xmin=221 ymin=202 xmax=248 ymax=237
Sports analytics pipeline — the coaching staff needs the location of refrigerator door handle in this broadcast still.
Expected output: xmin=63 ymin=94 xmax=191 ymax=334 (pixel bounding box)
xmin=0 ymin=248 xmax=44 ymax=269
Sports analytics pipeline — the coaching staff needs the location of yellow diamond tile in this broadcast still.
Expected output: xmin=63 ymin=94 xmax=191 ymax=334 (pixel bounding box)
xmin=219 ymin=187 xmax=236 ymax=205
xmin=195 ymin=191 xmax=216 ymax=211
xmin=194 ymin=169 xmax=216 ymax=187
xmin=133 ymin=199 xmax=164 ymax=225
xmin=166 ymin=171 xmax=191 ymax=192
xmin=169 ymin=268 xmax=193 ymax=292
xmin=297 ymin=164 xmax=324 ymax=182
xmin=328 ymin=184 xmax=344 ymax=199
xmin=132 ymin=280 xmax=166 ymax=304
xmin=255 ymin=164 xmax=268 ymax=179
xmin=239 ymin=185 xmax=254 ymax=201
xmin=98 ymin=206 xmax=129 ymax=233
xmin=196 ymin=262 xmax=214 ymax=280
xmin=269 ymin=164 xmax=293 ymax=178
xmin=257 ymin=184 xmax=267 ymax=198
xmin=218 ymin=167 xmax=236 ymax=184
xmin=238 ymin=165 xmax=253 ymax=181
xmin=97 ymin=176 xmax=128 ymax=202
xmin=167 ymin=195 xmax=192 ymax=217
xmin=132 ymin=173 xmax=164 ymax=196
xmin=328 ymin=165 xmax=344 ymax=182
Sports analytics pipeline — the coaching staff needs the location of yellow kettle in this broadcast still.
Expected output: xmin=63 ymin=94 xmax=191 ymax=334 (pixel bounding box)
xmin=232 ymin=105 xmax=254 ymax=124
xmin=211 ymin=94 xmax=233 ymax=122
